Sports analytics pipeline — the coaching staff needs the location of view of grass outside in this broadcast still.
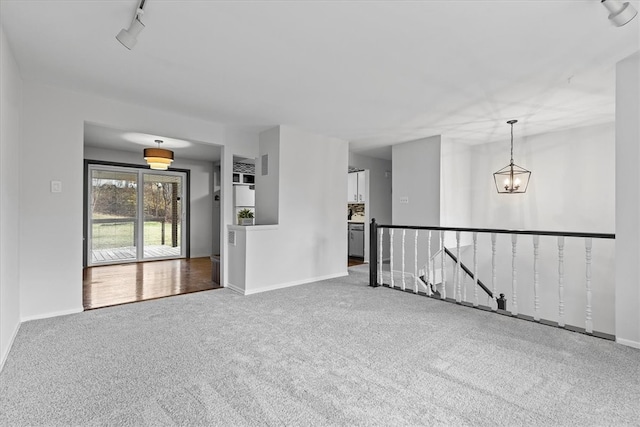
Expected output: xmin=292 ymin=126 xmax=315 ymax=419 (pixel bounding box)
xmin=92 ymin=219 xmax=181 ymax=249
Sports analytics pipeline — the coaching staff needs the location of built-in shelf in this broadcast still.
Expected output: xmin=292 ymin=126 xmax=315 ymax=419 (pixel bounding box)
xmin=233 ymin=172 xmax=255 ymax=185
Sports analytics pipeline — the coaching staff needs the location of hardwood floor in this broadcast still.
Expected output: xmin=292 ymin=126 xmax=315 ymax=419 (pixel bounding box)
xmin=348 ymin=257 xmax=365 ymax=267
xmin=83 ymin=257 xmax=222 ymax=310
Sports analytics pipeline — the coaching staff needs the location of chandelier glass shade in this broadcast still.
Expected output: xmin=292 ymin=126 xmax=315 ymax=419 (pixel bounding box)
xmin=144 ymin=140 xmax=173 ymax=170
xmin=493 ymin=120 xmax=531 ymax=194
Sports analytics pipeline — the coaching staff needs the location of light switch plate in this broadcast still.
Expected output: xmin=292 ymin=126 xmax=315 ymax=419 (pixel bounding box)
xmin=51 ymin=180 xmax=62 ymax=193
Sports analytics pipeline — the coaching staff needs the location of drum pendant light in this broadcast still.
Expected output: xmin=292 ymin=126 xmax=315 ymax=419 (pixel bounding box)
xmin=144 ymin=140 xmax=174 ymax=170
xmin=493 ymin=120 xmax=531 ymax=194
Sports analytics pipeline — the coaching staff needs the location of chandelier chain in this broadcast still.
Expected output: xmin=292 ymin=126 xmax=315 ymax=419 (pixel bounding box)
xmin=510 ymin=121 xmax=514 ymax=165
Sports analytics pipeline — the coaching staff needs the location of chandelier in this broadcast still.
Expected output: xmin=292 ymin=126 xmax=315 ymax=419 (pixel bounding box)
xmin=493 ymin=120 xmax=531 ymax=194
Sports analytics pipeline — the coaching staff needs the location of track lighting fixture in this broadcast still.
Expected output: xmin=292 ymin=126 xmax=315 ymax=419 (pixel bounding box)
xmin=601 ymin=0 xmax=638 ymax=27
xmin=116 ymin=0 xmax=147 ymax=50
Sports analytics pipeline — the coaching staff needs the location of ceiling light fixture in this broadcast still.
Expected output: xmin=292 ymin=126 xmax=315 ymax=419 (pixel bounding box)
xmin=144 ymin=140 xmax=174 ymax=170
xmin=116 ymin=0 xmax=147 ymax=50
xmin=493 ymin=120 xmax=531 ymax=194
xmin=601 ymin=0 xmax=638 ymax=27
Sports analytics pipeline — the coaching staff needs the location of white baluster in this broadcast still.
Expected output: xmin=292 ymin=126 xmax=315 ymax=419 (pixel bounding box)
xmin=491 ymin=233 xmax=497 ymax=310
xmin=558 ymin=236 xmax=565 ymax=327
xmin=585 ymin=237 xmax=593 ymax=333
xmin=401 ymin=229 xmax=406 ymax=291
xmin=511 ymin=234 xmax=518 ymax=316
xmin=414 ymin=230 xmax=419 ymax=293
xmin=441 ymin=230 xmax=446 ymax=300
xmin=455 ymin=231 xmax=462 ymax=303
xmin=426 ymin=230 xmax=432 ymax=296
xmin=462 ymin=274 xmax=467 ymax=302
xmin=378 ymin=228 xmax=383 ymax=285
xmin=473 ymin=232 xmax=478 ymax=307
xmin=390 ymin=229 xmax=394 ymax=289
xmin=533 ymin=235 xmax=540 ymax=321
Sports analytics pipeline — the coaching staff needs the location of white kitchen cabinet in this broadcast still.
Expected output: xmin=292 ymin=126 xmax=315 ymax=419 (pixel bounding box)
xmin=356 ymin=171 xmax=366 ymax=203
xmin=348 ymin=171 xmax=366 ymax=203
xmin=348 ymin=172 xmax=358 ymax=203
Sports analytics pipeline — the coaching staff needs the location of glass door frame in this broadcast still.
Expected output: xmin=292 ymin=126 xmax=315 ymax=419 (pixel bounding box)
xmin=83 ymin=160 xmax=191 ymax=267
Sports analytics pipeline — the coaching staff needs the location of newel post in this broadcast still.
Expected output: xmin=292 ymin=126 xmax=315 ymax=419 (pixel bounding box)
xmin=369 ymin=218 xmax=379 ymax=287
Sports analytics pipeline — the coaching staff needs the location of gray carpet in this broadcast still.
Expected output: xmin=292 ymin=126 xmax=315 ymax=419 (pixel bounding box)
xmin=1 ymin=265 xmax=639 ymax=426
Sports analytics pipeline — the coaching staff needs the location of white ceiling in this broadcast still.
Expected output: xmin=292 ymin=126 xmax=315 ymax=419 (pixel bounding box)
xmin=84 ymin=122 xmax=222 ymax=162
xmin=1 ymin=1 xmax=638 ymax=160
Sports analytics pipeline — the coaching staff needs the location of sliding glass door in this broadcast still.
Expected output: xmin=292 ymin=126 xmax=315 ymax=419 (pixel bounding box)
xmin=142 ymin=173 xmax=183 ymax=260
xmin=88 ymin=165 xmax=186 ymax=265
xmin=89 ymin=169 xmax=138 ymax=264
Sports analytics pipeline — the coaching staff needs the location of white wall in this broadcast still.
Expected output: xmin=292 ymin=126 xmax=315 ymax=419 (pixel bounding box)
xmin=615 ymin=52 xmax=640 ymax=348
xmin=255 ymin=127 xmax=280 ymax=225
xmin=440 ymin=138 xmax=472 ymax=229
xmin=228 ymin=126 xmax=348 ymax=294
xmin=469 ymin=123 xmax=615 ymax=233
xmin=83 ymin=146 xmax=216 ymax=258
xmin=392 ymin=135 xmax=442 ymax=226
xmin=19 ymin=81 xmax=236 ymax=321
xmin=389 ymin=136 xmax=442 ymax=275
xmin=0 ymin=26 xmax=22 ymax=369
xmin=348 ymin=153 xmax=392 ymax=262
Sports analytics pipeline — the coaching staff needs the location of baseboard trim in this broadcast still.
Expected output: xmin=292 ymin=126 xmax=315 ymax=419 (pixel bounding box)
xmin=616 ymin=337 xmax=640 ymax=349
xmin=21 ymin=307 xmax=84 ymax=323
xmin=0 ymin=322 xmax=21 ymax=373
xmin=243 ymin=272 xmax=348 ymax=296
xmin=225 ymin=283 xmax=245 ymax=295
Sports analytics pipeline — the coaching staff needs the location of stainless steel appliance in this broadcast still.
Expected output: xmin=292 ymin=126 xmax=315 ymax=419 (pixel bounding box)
xmin=348 ymin=223 xmax=364 ymax=258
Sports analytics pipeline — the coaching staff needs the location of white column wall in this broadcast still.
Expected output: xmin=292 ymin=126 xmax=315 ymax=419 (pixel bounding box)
xmin=392 ymin=135 xmax=441 ymax=226
xmin=255 ymin=127 xmax=280 ymax=225
xmin=276 ymin=126 xmax=348 ymax=284
xmin=390 ymin=135 xmax=442 ymax=278
xmin=228 ymin=125 xmax=348 ymax=294
xmin=0 ymin=26 xmax=22 ymax=369
xmin=19 ymin=82 xmax=234 ymax=321
xmin=615 ymin=51 xmax=640 ymax=348
xmin=440 ymin=138 xmax=472 ymax=229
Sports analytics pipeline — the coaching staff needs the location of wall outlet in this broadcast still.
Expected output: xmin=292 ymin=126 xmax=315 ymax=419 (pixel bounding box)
xmin=51 ymin=180 xmax=62 ymax=193
xmin=399 ymin=196 xmax=409 ymax=204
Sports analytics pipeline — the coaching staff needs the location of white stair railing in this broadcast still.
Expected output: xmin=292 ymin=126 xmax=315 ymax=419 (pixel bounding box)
xmin=368 ymin=220 xmax=615 ymax=338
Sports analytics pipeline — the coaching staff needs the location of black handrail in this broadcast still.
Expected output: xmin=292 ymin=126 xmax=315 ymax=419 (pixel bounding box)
xmin=443 ymin=247 xmax=493 ymax=298
xmin=375 ymin=224 xmax=615 ymax=240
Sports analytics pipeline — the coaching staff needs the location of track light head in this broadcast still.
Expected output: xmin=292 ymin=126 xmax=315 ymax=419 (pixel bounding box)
xmin=116 ymin=17 xmax=145 ymax=50
xmin=116 ymin=1 xmax=147 ymax=50
xmin=601 ymin=0 xmax=638 ymax=27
